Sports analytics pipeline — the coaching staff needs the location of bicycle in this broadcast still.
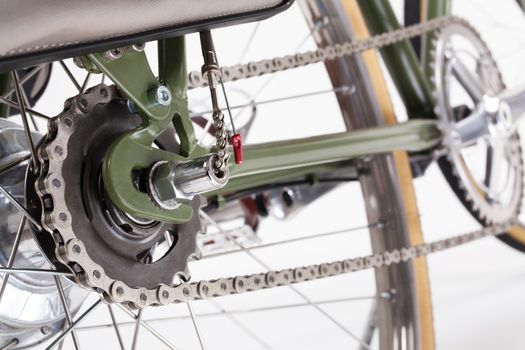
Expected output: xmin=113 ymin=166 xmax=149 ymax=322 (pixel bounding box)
xmin=0 ymin=0 xmax=523 ymax=349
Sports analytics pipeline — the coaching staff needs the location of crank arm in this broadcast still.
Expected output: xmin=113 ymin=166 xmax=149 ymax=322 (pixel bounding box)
xmin=498 ymin=82 xmax=525 ymax=124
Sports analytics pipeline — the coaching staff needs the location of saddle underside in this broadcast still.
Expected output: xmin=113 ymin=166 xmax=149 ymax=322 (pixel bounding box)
xmin=0 ymin=0 xmax=292 ymax=71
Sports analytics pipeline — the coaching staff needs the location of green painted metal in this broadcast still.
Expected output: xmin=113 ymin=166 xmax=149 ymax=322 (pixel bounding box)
xmin=90 ymin=37 xmax=201 ymax=223
xmin=357 ymin=0 xmax=435 ymax=119
xmin=216 ymin=119 xmax=441 ymax=194
xmin=421 ymin=0 xmax=451 ymax=79
xmin=158 ymin=38 xmax=198 ymax=157
xmin=0 ymin=73 xmax=11 ymax=117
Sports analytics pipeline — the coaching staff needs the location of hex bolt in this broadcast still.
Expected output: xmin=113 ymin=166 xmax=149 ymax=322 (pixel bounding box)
xmin=151 ymin=85 xmax=172 ymax=106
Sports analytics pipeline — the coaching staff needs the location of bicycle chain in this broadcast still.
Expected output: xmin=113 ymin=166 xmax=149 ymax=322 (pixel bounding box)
xmin=38 ymin=16 xmax=509 ymax=308
xmin=188 ymin=16 xmax=470 ymax=89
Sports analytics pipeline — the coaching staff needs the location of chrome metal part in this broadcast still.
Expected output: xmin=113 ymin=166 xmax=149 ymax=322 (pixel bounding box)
xmin=0 ymin=119 xmax=89 ymax=349
xmin=29 ymin=15 xmax=520 ymax=312
xmin=151 ymin=85 xmax=172 ymax=107
xmin=103 ymin=48 xmax=123 ymax=61
xmin=34 ymin=84 xmax=203 ymax=307
xmin=431 ymin=22 xmax=523 ymax=224
xmin=199 ymin=30 xmax=232 ymax=177
xmin=300 ymin=1 xmax=424 ymax=348
xmin=149 ymin=154 xmax=228 ymax=209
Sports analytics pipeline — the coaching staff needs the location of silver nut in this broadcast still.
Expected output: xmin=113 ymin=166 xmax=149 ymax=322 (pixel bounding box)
xmin=148 ymin=161 xmax=191 ymax=210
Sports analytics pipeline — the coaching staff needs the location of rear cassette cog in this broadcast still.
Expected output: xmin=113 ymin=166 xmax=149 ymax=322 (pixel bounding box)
xmin=29 ymin=84 xmax=203 ymax=307
xmin=431 ymin=23 xmax=523 ymax=225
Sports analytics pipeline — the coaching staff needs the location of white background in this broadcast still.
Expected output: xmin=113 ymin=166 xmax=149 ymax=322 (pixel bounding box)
xmin=20 ymin=0 xmax=525 ymax=349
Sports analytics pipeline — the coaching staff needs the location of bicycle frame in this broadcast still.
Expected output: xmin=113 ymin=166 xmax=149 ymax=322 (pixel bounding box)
xmin=0 ymin=0 xmax=449 ymax=221
xmin=218 ymin=0 xmax=449 ymax=194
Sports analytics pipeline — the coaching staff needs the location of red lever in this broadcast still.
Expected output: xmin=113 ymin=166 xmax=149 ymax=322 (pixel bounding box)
xmin=230 ymin=133 xmax=243 ymax=165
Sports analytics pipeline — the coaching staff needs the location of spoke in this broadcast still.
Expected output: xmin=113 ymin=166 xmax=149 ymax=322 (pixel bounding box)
xmin=1 ymin=65 xmax=45 ymax=99
xmin=117 ymin=305 xmax=178 ymax=350
xmin=0 ymin=216 xmax=26 ymax=303
xmin=0 ymin=96 xmax=51 ymax=120
xmin=59 ymin=61 xmax=82 ymax=91
xmin=0 ymin=185 xmax=42 ymax=230
xmin=54 ymin=276 xmax=81 ymax=350
xmin=451 ymin=56 xmax=486 ymax=102
xmin=190 ymin=85 xmax=355 ymax=118
xmin=187 ymin=302 xmax=206 ymax=350
xmin=203 ymin=222 xmax=377 ymax=260
xmin=19 ymin=82 xmax=39 ymax=132
xmin=358 ymin=302 xmax=377 ymax=350
xmin=0 ymin=153 xmax=31 ymax=176
xmin=0 ymin=267 xmax=72 ymax=276
xmin=130 ymin=309 xmax=143 ymax=350
xmin=208 ymin=299 xmax=273 ymax=350
xmin=198 ymin=22 xmax=319 ymax=145
xmin=237 ymin=22 xmax=261 ymax=63
xmin=76 ymin=295 xmax=381 ymax=332
xmin=107 ymin=305 xmax=125 ymax=350
xmin=0 ymin=338 xmax=18 ymax=350
xmin=45 ymin=300 xmax=102 ymax=350
xmin=80 ymin=73 xmax=91 ymax=93
xmin=11 ymin=71 xmax=38 ymax=170
xmin=200 ymin=210 xmax=373 ymax=349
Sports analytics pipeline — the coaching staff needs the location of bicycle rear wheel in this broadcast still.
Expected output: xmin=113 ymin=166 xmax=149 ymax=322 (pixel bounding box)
xmin=301 ymin=0 xmax=435 ymax=348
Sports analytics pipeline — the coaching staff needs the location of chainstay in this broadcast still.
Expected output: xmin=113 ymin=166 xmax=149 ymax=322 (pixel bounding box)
xmin=188 ymin=16 xmax=472 ymax=89
xmin=37 ymin=16 xmax=504 ymax=308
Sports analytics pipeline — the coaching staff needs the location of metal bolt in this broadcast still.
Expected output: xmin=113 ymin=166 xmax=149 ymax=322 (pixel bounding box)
xmin=104 ymin=48 xmax=123 ymax=60
xmin=41 ymin=326 xmax=51 ymax=335
xmin=127 ymin=100 xmax=138 ymax=114
xmin=152 ymin=85 xmax=172 ymax=106
xmin=73 ymin=57 xmax=84 ymax=69
xmin=131 ymin=43 xmax=146 ymax=52
xmin=72 ymin=244 xmax=81 ymax=254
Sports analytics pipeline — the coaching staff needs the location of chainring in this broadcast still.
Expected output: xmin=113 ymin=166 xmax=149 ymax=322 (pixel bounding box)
xmin=430 ymin=23 xmax=524 ymax=226
xmin=28 ymin=84 xmax=203 ymax=306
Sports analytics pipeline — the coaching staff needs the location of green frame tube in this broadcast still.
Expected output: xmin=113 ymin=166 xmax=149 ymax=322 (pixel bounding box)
xmin=221 ymin=119 xmax=441 ymax=194
xmin=87 ymin=1 xmax=446 ymax=222
xmin=421 ymin=0 xmax=451 ymax=78
xmin=357 ymin=0 xmax=435 ymax=119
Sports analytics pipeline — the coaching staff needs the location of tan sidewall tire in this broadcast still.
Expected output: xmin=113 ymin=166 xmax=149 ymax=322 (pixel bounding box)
xmin=342 ymin=1 xmax=436 ymax=349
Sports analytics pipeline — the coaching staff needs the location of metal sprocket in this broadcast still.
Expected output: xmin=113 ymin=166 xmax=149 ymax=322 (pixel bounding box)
xmin=430 ymin=23 xmax=524 ymax=225
xmin=29 ymin=84 xmax=203 ymax=305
